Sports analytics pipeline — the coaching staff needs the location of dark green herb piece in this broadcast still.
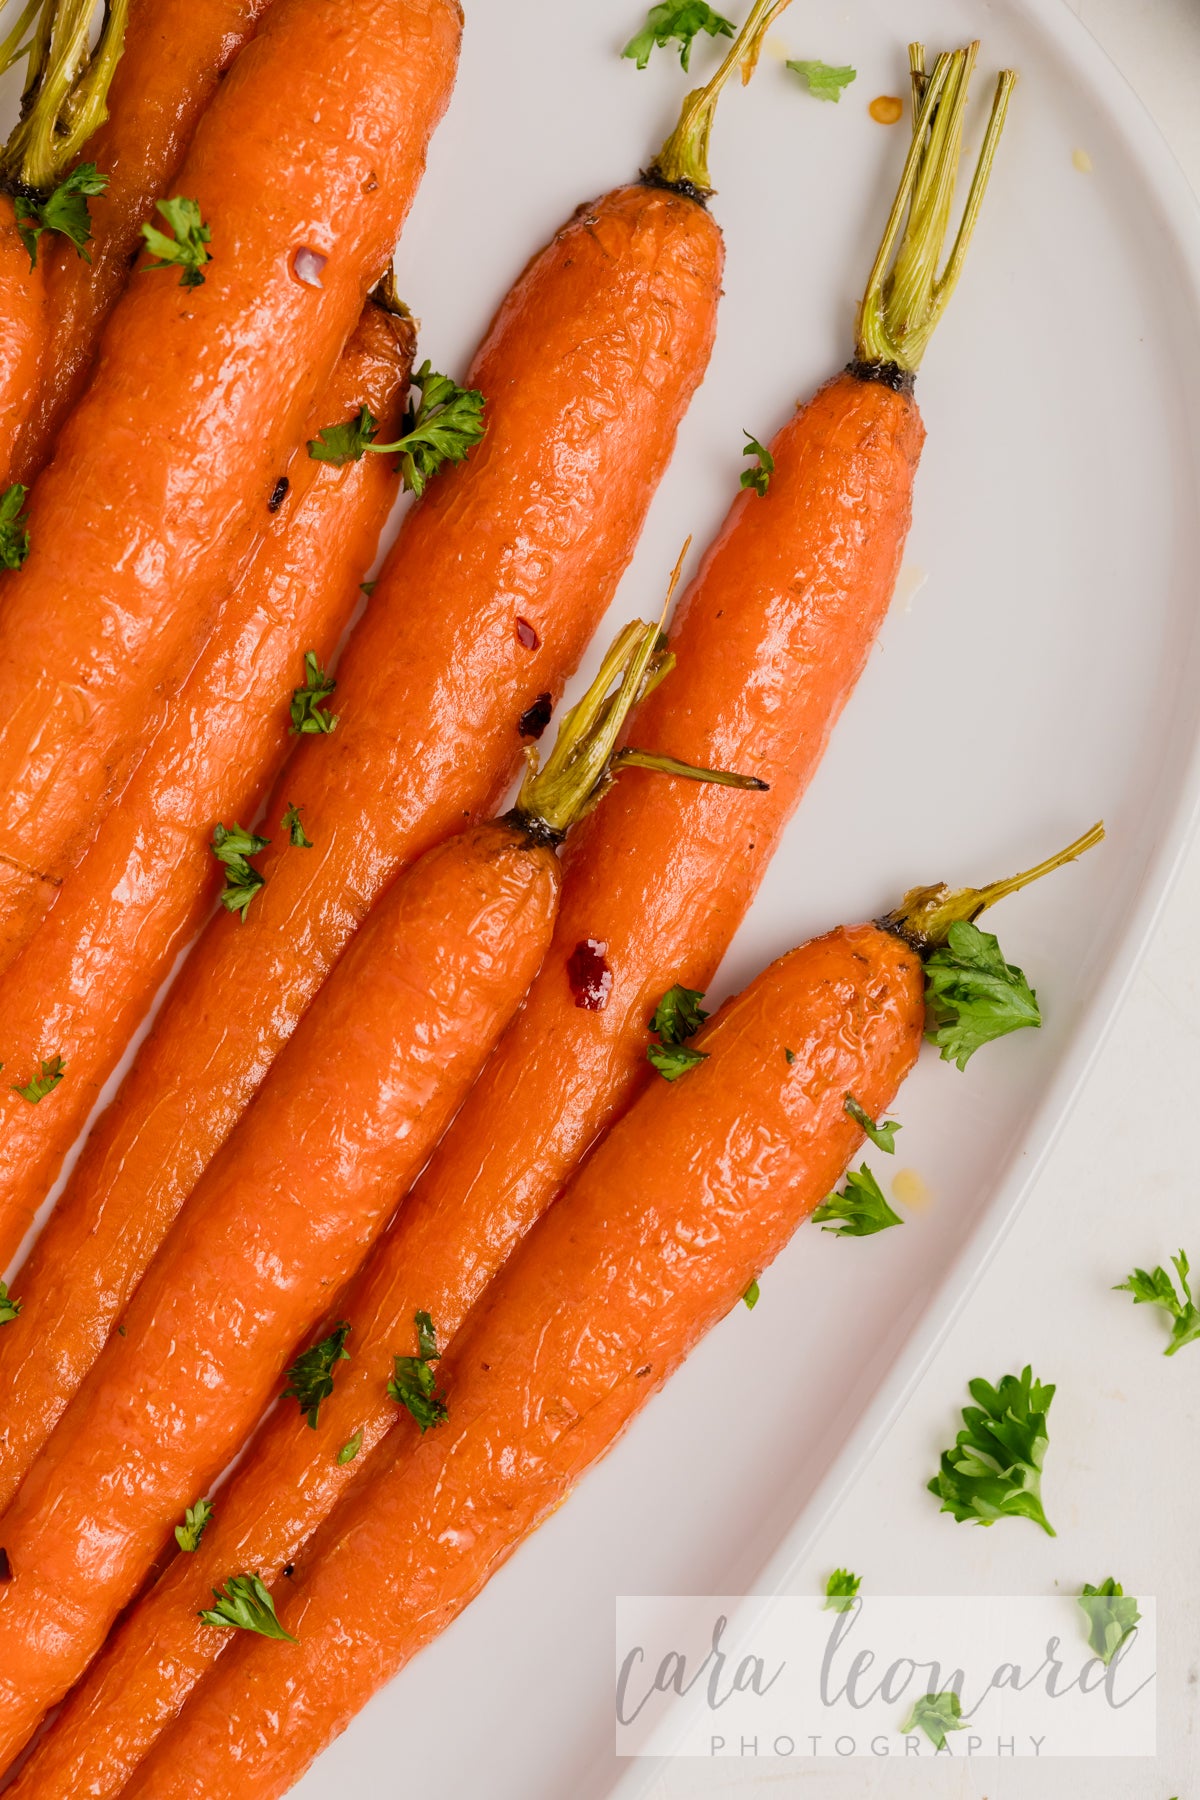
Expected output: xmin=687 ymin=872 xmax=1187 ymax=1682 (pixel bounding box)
xmin=141 ymin=196 xmax=211 ymax=288
xmin=923 ymin=921 xmax=1040 ymax=1069
xmin=1114 ymin=1251 xmax=1200 ymax=1356
xmin=12 ymin=1054 xmax=65 ymax=1104
xmin=15 ymin=163 xmax=109 ymax=267
xmin=387 ymin=1310 xmax=447 ymax=1432
xmin=0 ymin=1280 xmax=21 ymax=1325
xmin=739 ymin=431 xmax=774 ymax=497
xmin=175 ymin=1498 xmax=214 ymax=1553
xmin=282 ymin=802 xmax=313 ymax=848
xmin=844 ymin=1093 xmax=900 ymax=1154
xmin=198 ymin=1573 xmax=297 ymax=1642
xmin=813 ymin=1165 xmax=901 ymax=1237
xmin=742 ymin=1279 xmax=760 ymax=1311
xmin=0 ymin=484 xmax=31 ymax=570
xmin=307 ymin=365 xmax=486 ymax=498
xmin=337 ymin=1429 xmax=364 ymax=1466
xmin=650 ymin=984 xmax=708 ymax=1045
xmin=308 ymin=405 xmax=378 ymax=466
xmin=283 ymin=1321 xmax=351 ymax=1428
xmin=928 ymin=1366 xmax=1056 ymax=1536
xmin=647 ymin=1042 xmax=708 ymax=1082
xmin=289 ymin=651 xmax=339 ymax=736
xmin=824 ymin=1568 xmax=861 ymax=1613
xmin=623 ymin=1 xmax=735 ymax=71
xmin=1078 ymin=1579 xmax=1141 ymax=1665
xmin=210 ymin=822 xmax=269 ymax=920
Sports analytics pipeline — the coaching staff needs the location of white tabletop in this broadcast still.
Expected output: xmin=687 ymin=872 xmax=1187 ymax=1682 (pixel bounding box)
xmin=647 ymin=3 xmax=1200 ymax=1796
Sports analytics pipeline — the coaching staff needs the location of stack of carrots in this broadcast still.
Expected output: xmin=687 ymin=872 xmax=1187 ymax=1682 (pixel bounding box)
xmin=0 ymin=2 xmax=1093 ymax=1792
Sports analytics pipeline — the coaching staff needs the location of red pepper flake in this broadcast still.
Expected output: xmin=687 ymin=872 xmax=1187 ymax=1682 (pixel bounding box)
xmin=518 ymin=692 xmax=553 ymax=739
xmin=514 ymin=617 xmax=539 ymax=651
xmin=567 ymin=938 xmax=612 ymax=1011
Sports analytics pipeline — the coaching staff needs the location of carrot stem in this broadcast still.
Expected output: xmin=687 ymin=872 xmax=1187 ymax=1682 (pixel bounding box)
xmin=879 ymin=822 xmax=1105 ymax=953
xmin=650 ymin=0 xmax=794 ymax=196
xmin=856 ymin=41 xmax=1016 ymax=373
xmin=2 ymin=0 xmax=130 ymax=191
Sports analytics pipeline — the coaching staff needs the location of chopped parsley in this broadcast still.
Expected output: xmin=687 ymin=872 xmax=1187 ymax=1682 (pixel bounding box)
xmin=12 ymin=1054 xmax=65 ymax=1104
xmin=0 ymin=1280 xmax=21 ymax=1325
xmin=844 ymin=1093 xmax=900 ymax=1154
xmin=650 ymin=984 xmax=708 ymax=1044
xmin=812 ymin=1165 xmax=901 ymax=1237
xmin=15 ymin=163 xmax=109 ymax=267
xmin=337 ymin=1429 xmax=364 ymax=1465
xmin=141 ymin=196 xmax=211 ymax=288
xmin=210 ymin=822 xmax=268 ymax=920
xmin=0 ymin=484 xmax=31 ymax=570
xmin=742 ymin=1279 xmax=760 ymax=1311
xmin=174 ymin=1498 xmax=214 ymax=1553
xmin=824 ymin=1568 xmax=861 ymax=1613
xmin=902 ymin=1690 xmax=965 ymax=1750
xmin=1078 ymin=1579 xmax=1141 ymax=1665
xmin=198 ymin=1573 xmax=297 ymax=1642
xmin=623 ymin=2 xmax=734 ymax=71
xmin=308 ymin=363 xmax=486 ymax=497
xmin=786 ymin=59 xmax=857 ymax=102
xmin=1114 ymin=1250 xmax=1200 ymax=1356
xmin=923 ymin=921 xmax=1041 ymax=1069
xmin=739 ymin=432 xmax=774 ymax=497
xmin=928 ymin=1366 xmax=1056 ymax=1536
xmin=289 ymin=651 xmax=339 ymax=735
xmin=283 ymin=1321 xmax=351 ymax=1428
xmin=388 ymin=1310 xmax=448 ymax=1432
xmin=282 ymin=802 xmax=313 ymax=848
xmin=647 ymin=1042 xmax=708 ymax=1082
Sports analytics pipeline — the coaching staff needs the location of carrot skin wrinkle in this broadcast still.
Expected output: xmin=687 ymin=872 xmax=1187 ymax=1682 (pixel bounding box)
xmin=118 ymin=927 xmax=925 ymax=1797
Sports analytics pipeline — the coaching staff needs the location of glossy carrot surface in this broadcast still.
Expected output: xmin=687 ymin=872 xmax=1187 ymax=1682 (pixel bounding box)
xmin=0 ymin=819 xmax=558 ymax=1764
xmin=0 ymin=300 xmax=414 ymax=1439
xmin=0 ymin=199 xmax=45 ymax=490
xmin=118 ymin=924 xmax=924 ymax=1799
xmin=0 ymin=0 xmax=461 ymax=969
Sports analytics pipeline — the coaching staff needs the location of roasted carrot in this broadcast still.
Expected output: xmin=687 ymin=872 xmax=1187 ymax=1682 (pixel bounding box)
xmin=0 ymin=299 xmax=414 ymax=1431
xmin=13 ymin=0 xmax=276 ymax=481
xmin=1 ymin=47 xmax=1018 ymax=1781
xmin=0 ymin=612 xmax=757 ymax=1766
xmin=0 ymin=0 xmax=130 ymax=483
xmin=116 ymin=831 xmax=1101 ymax=1799
xmin=0 ymin=0 xmax=462 ymax=972
xmin=0 ymin=0 xmax=777 ymax=1487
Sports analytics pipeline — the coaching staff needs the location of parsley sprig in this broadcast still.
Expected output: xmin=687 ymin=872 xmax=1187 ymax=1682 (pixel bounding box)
xmin=141 ymin=196 xmax=211 ymax=288
xmin=281 ymin=802 xmax=313 ymax=848
xmin=647 ymin=982 xmax=709 ymax=1081
xmin=623 ymin=2 xmax=735 ymax=71
xmin=337 ymin=1428 xmax=364 ymax=1465
xmin=289 ymin=651 xmax=338 ymax=736
xmin=198 ymin=1573 xmax=297 ymax=1642
xmin=175 ymin=1498 xmax=214 ymax=1553
xmin=15 ymin=163 xmax=109 ymax=267
xmin=739 ymin=432 xmax=774 ymax=497
xmin=1078 ymin=1579 xmax=1141 ymax=1665
xmin=1114 ymin=1251 xmax=1200 ymax=1356
xmin=210 ymin=822 xmax=269 ymax=920
xmin=928 ymin=1366 xmax=1056 ymax=1536
xmin=283 ymin=1321 xmax=351 ymax=1428
xmin=824 ymin=1568 xmax=861 ymax=1613
xmin=923 ymin=921 xmax=1041 ymax=1070
xmin=812 ymin=1165 xmax=901 ymax=1238
xmin=844 ymin=1093 xmax=900 ymax=1154
xmin=0 ymin=484 xmax=31 ymax=570
xmin=902 ymin=1691 xmax=965 ymax=1750
xmin=786 ymin=59 xmax=857 ymax=102
xmin=0 ymin=1280 xmax=21 ymax=1325
xmin=387 ymin=1310 xmax=448 ymax=1432
xmin=308 ymin=362 xmax=486 ymax=497
xmin=12 ymin=1054 xmax=65 ymax=1104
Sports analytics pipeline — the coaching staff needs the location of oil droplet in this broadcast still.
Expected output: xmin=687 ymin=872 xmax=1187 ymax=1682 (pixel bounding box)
xmin=1072 ymin=147 xmax=1094 ymax=174
xmin=869 ymin=94 xmax=904 ymax=126
xmin=892 ymin=1167 xmax=933 ymax=1212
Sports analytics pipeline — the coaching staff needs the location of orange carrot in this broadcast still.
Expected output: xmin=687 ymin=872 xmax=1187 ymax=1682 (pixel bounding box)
xmin=1 ymin=46 xmax=1019 ymax=1787
xmin=0 ymin=0 xmax=779 ymax=1499
xmin=0 ymin=613 xmax=756 ymax=1767
xmin=0 ymin=296 xmax=413 ymax=1421
xmin=0 ymin=0 xmax=462 ymax=971
xmin=0 ymin=204 xmax=45 ymax=490
xmin=13 ymin=0 xmax=277 ymax=481
xmin=114 ymin=828 xmax=1102 ymax=1799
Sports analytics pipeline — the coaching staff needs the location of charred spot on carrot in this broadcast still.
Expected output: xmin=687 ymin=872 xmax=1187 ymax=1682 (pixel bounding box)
xmin=567 ymin=940 xmax=612 ymax=1011
xmin=267 ymin=476 xmax=289 ymax=513
xmin=518 ymin=692 xmax=553 ymax=739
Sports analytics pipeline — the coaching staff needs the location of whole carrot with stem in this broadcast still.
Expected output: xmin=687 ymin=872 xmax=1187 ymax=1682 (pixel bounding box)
xmin=0 ymin=0 xmax=462 ymax=972
xmin=0 ymin=294 xmax=414 ymax=1360
xmin=0 ymin=607 xmax=758 ymax=1768
xmin=0 ymin=0 xmax=783 ymax=1475
xmin=0 ymin=0 xmax=129 ymax=485
xmin=115 ymin=829 xmax=1101 ymax=1800
xmin=11 ymin=0 xmax=278 ymax=483
xmin=3 ymin=46 xmax=1018 ymax=1779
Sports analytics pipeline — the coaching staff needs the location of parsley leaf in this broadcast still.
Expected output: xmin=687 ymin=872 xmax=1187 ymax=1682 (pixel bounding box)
xmin=647 ymin=1042 xmax=708 ymax=1082
xmin=844 ymin=1093 xmax=900 ymax=1154
xmin=388 ymin=362 xmax=487 ymax=498
xmin=623 ymin=2 xmax=735 ymax=71
xmin=0 ymin=483 xmax=31 ymax=570
xmin=281 ymin=802 xmax=313 ymax=848
xmin=198 ymin=1573 xmax=297 ymax=1642
xmin=141 ymin=196 xmax=211 ymax=288
xmin=283 ymin=1321 xmax=351 ymax=1428
xmin=210 ymin=821 xmax=269 ymax=920
xmin=0 ymin=1280 xmax=21 ymax=1325
xmin=923 ymin=921 xmax=1041 ymax=1070
xmin=742 ymin=1279 xmax=760 ymax=1311
xmin=12 ymin=1054 xmax=65 ymax=1104
xmin=824 ymin=1568 xmax=861 ymax=1613
xmin=387 ymin=1310 xmax=448 ymax=1432
xmin=175 ymin=1498 xmax=214 ymax=1553
xmin=740 ymin=431 xmax=774 ymax=497
xmin=928 ymin=1366 xmax=1056 ymax=1536
xmin=14 ymin=163 xmax=109 ymax=267
xmin=337 ymin=1428 xmax=364 ymax=1465
xmin=812 ymin=1165 xmax=902 ymax=1237
xmin=308 ymin=404 xmax=378 ymax=466
xmin=902 ymin=1691 xmax=965 ymax=1750
xmin=650 ymin=984 xmax=708 ymax=1044
xmin=786 ymin=59 xmax=857 ymax=102
xmin=1114 ymin=1250 xmax=1200 ymax=1356
xmin=1078 ymin=1579 xmax=1141 ymax=1665
xmin=289 ymin=651 xmax=339 ymax=735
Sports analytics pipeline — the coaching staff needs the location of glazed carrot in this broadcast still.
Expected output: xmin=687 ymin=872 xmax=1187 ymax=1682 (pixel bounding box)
xmin=0 ymin=0 xmax=462 ymax=972
xmin=13 ymin=0 xmax=276 ymax=482
xmin=0 ymin=0 xmax=130 ymax=484
xmin=0 ymin=614 xmax=756 ymax=1766
xmin=114 ymin=830 xmax=1103 ymax=1799
xmin=1 ymin=47 xmax=1018 ymax=1785
xmin=0 ymin=299 xmax=414 ymax=1422
xmin=0 ymin=0 xmax=776 ymax=1487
